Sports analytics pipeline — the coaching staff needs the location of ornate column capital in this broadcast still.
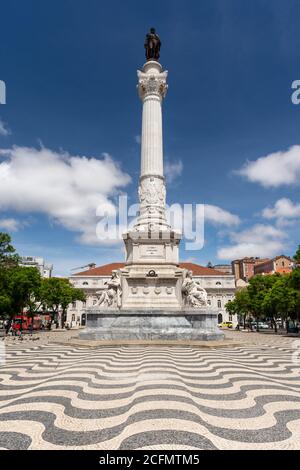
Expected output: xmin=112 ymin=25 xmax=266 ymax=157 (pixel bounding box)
xmin=137 ymin=70 xmax=168 ymax=101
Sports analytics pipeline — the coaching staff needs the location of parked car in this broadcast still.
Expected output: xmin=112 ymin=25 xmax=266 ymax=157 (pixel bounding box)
xmin=251 ymin=322 xmax=269 ymax=330
xmin=218 ymin=321 xmax=233 ymax=329
xmin=286 ymin=321 xmax=299 ymax=334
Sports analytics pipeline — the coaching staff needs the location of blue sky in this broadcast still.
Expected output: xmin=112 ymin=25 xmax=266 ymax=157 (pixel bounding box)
xmin=1 ymin=0 xmax=300 ymax=275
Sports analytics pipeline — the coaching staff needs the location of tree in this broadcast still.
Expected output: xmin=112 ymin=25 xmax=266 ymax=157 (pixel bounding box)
xmin=247 ymin=274 xmax=279 ymax=331
xmin=0 ymin=293 xmax=11 ymax=317
xmin=226 ymin=288 xmax=251 ymax=329
xmin=59 ymin=283 xmax=86 ymax=327
xmin=0 ymin=232 xmax=19 ymax=268
xmin=0 ymin=266 xmax=41 ymax=317
xmin=294 ymin=245 xmax=300 ymax=265
xmin=261 ymin=276 xmax=297 ymax=333
xmin=41 ymin=278 xmax=85 ymax=327
xmin=290 ymin=268 xmax=300 ymax=290
xmin=0 ymin=232 xmax=20 ymax=318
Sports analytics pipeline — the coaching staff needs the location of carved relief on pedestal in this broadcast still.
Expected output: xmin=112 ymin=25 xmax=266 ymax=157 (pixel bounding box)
xmin=182 ymin=269 xmax=208 ymax=309
xmin=138 ymin=70 xmax=168 ymax=101
xmin=95 ymin=271 xmax=122 ymax=309
xmin=138 ymin=177 xmax=166 ymax=206
xmin=143 ymin=286 xmax=150 ymax=295
xmin=135 ymin=176 xmax=169 ymax=231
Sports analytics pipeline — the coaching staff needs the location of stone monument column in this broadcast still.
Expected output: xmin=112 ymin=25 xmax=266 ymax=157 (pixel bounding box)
xmin=134 ymin=61 xmax=170 ymax=232
xmin=79 ymin=28 xmax=224 ymax=341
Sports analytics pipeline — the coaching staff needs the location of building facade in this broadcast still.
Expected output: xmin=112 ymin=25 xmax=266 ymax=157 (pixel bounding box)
xmin=254 ymin=255 xmax=295 ymax=276
xmin=19 ymin=256 xmax=53 ymax=278
xmin=232 ymin=257 xmax=270 ymax=282
xmin=213 ymin=264 xmax=232 ymax=275
xmin=67 ymin=262 xmax=237 ymax=327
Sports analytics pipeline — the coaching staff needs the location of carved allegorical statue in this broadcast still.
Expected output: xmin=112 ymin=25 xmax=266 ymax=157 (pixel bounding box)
xmin=144 ymin=27 xmax=161 ymax=61
xmin=95 ymin=271 xmax=122 ymax=309
xmin=182 ymin=270 xmax=208 ymax=308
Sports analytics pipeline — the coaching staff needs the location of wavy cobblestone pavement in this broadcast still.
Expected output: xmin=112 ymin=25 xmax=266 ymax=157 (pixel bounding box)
xmin=0 ymin=331 xmax=300 ymax=450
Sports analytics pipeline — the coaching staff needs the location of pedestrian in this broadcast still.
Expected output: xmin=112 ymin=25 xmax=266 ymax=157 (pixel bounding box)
xmin=5 ymin=319 xmax=11 ymax=336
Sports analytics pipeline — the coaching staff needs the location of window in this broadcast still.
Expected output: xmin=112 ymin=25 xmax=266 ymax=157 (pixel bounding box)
xmin=83 ymin=281 xmax=89 ymax=286
xmin=72 ymin=302 xmax=76 ymax=309
xmin=216 ymin=281 xmax=222 ymax=286
xmin=229 ymin=314 xmax=232 ymax=322
xmin=93 ymin=300 xmax=97 ymax=305
xmin=72 ymin=314 xmax=75 ymax=322
xmin=217 ymin=300 xmax=222 ymax=308
xmin=82 ymin=301 xmax=86 ymax=308
xmin=207 ymin=300 xmax=211 ymax=305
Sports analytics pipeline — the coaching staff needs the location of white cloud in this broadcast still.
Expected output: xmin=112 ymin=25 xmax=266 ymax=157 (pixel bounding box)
xmin=0 ymin=146 xmax=131 ymax=245
xmin=0 ymin=218 xmax=22 ymax=232
xmin=164 ymin=160 xmax=183 ymax=184
xmin=262 ymin=198 xmax=300 ymax=221
xmin=205 ymin=205 xmax=240 ymax=226
xmin=217 ymin=224 xmax=287 ymax=260
xmin=0 ymin=118 xmax=10 ymax=136
xmin=236 ymin=145 xmax=300 ymax=187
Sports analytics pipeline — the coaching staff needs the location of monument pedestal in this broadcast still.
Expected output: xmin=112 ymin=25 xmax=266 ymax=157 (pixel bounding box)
xmin=121 ymin=229 xmax=183 ymax=309
xmin=79 ymin=309 xmax=224 ymax=341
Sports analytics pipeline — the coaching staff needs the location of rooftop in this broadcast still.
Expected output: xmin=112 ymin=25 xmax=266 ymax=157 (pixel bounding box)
xmin=73 ymin=262 xmax=229 ymax=277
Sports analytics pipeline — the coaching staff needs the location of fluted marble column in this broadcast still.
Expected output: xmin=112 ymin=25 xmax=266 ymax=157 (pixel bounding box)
xmin=134 ymin=61 xmax=170 ymax=232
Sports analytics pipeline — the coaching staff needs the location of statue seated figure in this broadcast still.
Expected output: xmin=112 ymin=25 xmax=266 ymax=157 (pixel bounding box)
xmin=95 ymin=271 xmax=122 ymax=309
xmin=182 ymin=270 xmax=208 ymax=308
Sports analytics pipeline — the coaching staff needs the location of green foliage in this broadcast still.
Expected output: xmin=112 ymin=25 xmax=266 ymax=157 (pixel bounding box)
xmin=9 ymin=266 xmax=41 ymax=315
xmin=41 ymin=277 xmax=86 ymax=325
xmin=0 ymin=265 xmax=41 ymax=318
xmin=0 ymin=232 xmax=85 ymax=323
xmin=294 ymin=245 xmax=300 ymax=265
xmin=229 ymin=253 xmax=300 ymax=331
xmin=226 ymin=289 xmax=250 ymax=316
xmin=0 ymin=232 xmax=19 ymax=268
xmin=247 ymin=274 xmax=279 ymax=318
xmin=262 ymin=276 xmax=298 ymax=320
xmin=226 ymin=288 xmax=251 ymax=327
xmin=289 ymin=267 xmax=300 ymax=290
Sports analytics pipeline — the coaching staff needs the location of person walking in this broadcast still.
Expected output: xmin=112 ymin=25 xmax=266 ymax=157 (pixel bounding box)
xmin=5 ymin=319 xmax=11 ymax=336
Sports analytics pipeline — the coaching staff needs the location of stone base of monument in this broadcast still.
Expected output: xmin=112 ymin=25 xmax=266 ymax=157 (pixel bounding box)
xmin=79 ymin=309 xmax=224 ymax=341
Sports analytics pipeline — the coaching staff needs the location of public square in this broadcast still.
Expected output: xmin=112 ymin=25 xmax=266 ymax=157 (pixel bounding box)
xmin=1 ymin=0 xmax=300 ymax=457
xmin=0 ymin=331 xmax=300 ymax=450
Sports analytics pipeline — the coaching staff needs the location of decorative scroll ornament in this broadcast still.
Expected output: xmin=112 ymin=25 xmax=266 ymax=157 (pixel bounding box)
xmin=137 ymin=71 xmax=168 ymax=100
xmin=182 ymin=270 xmax=208 ymax=308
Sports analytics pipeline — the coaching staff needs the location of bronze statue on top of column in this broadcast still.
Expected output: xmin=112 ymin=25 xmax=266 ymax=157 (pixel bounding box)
xmin=144 ymin=28 xmax=161 ymax=62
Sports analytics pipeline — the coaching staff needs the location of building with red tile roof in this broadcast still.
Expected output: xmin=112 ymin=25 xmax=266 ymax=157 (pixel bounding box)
xmin=73 ymin=262 xmax=226 ymax=277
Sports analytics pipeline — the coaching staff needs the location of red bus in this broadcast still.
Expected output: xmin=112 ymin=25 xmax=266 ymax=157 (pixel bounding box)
xmin=13 ymin=315 xmax=43 ymax=331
